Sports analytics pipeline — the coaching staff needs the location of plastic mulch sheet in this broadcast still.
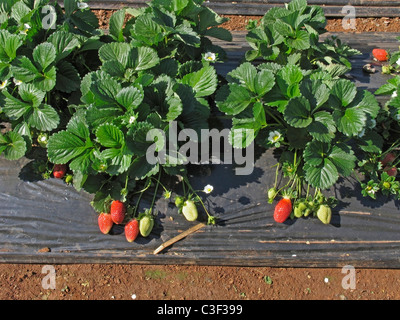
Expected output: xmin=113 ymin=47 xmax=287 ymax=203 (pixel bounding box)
xmin=1 ymin=32 xmax=400 ymax=268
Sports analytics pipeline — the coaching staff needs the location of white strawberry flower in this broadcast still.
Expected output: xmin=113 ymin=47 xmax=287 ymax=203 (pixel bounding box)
xmin=14 ymin=79 xmax=22 ymax=86
xmin=129 ymin=115 xmax=137 ymax=124
xmin=0 ymin=79 xmax=8 ymax=89
xmin=203 ymin=184 xmax=214 ymax=194
xmin=268 ymin=130 xmax=281 ymax=143
xmin=396 ymin=58 xmax=400 ymax=66
xmin=204 ymin=52 xmax=216 ymax=62
xmin=20 ymin=23 xmax=31 ymax=35
xmin=163 ymin=190 xmax=172 ymax=199
xmin=77 ymin=2 xmax=89 ymax=9
xmin=392 ymin=91 xmax=398 ymax=98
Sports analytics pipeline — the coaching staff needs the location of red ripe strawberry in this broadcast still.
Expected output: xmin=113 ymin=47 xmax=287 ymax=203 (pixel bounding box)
xmin=372 ymin=48 xmax=388 ymax=62
xmin=110 ymin=200 xmax=126 ymax=224
xmin=273 ymin=196 xmax=292 ymax=223
xmin=125 ymin=219 xmax=139 ymax=242
xmin=384 ymin=166 xmax=398 ymax=177
xmin=381 ymin=153 xmax=396 ymax=167
xmin=53 ymin=164 xmax=67 ymax=179
xmin=98 ymin=213 xmax=113 ymax=234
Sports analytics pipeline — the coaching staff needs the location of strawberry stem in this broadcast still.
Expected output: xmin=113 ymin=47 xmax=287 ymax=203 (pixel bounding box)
xmin=273 ymin=162 xmax=280 ymax=189
xmin=182 ymin=175 xmax=217 ymax=225
xmin=148 ymin=170 xmax=162 ymax=216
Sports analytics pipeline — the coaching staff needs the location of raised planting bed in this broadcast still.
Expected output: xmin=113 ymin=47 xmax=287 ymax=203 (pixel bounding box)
xmin=84 ymin=0 xmax=400 ymax=17
xmin=2 ymin=0 xmax=400 ymax=268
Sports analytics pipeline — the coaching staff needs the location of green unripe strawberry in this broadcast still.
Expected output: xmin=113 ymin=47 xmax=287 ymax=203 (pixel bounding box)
xmin=182 ymin=200 xmax=198 ymax=221
xmin=294 ymin=202 xmax=307 ymax=218
xmin=37 ymin=133 xmax=48 ymax=148
xmin=267 ymin=187 xmax=277 ymax=203
xmin=65 ymin=174 xmax=73 ymax=184
xmin=317 ymin=205 xmax=332 ymax=225
xmin=174 ymin=196 xmax=184 ymax=209
xmin=139 ymin=214 xmax=154 ymax=237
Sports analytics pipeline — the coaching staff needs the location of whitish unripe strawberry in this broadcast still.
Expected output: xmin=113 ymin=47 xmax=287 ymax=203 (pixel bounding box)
xmin=182 ymin=200 xmax=198 ymax=221
xmin=139 ymin=215 xmax=154 ymax=237
xmin=267 ymin=187 xmax=277 ymax=203
xmin=316 ymin=205 xmax=332 ymax=225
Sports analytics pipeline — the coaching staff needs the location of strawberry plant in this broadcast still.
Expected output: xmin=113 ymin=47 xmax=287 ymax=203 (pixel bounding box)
xmin=45 ymin=0 xmax=224 ymax=239
xmin=109 ymin=0 xmax=231 ymax=63
xmin=244 ymin=0 xmax=360 ymax=74
xmin=354 ymin=75 xmax=400 ymax=200
xmin=215 ymin=2 xmax=381 ymax=224
xmin=0 ymin=0 xmax=104 ymax=161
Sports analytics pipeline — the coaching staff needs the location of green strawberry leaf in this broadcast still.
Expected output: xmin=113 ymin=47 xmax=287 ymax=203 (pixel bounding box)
xmin=11 ymin=56 xmax=40 ymax=82
xmin=279 ymin=64 xmax=304 ymax=86
xmin=286 ymin=30 xmax=310 ymax=50
xmin=55 ymin=60 xmax=81 ymax=93
xmin=69 ymin=9 xmax=99 ymax=35
xmin=353 ymin=90 xmax=380 ymax=119
xmin=303 ymin=141 xmax=356 ymax=189
xmin=127 ymin=121 xmax=161 ymax=157
xmin=132 ymin=14 xmax=164 ymax=46
xmin=67 ymin=110 xmax=90 ymax=140
xmin=307 ymin=111 xmax=336 ymax=142
xmin=0 ymin=131 xmax=27 ymax=161
xmin=109 ymin=9 xmax=126 ymax=42
xmin=2 ymin=94 xmax=31 ymax=120
xmin=303 ymin=140 xmax=330 ymax=167
xmin=304 ymin=158 xmax=338 ymax=190
xmin=0 ymin=30 xmax=22 ymax=61
xmin=203 ymin=27 xmax=232 ymax=41
xmin=331 ymin=79 xmax=357 ymax=107
xmin=284 ymin=96 xmax=312 ymax=128
xmin=129 ymin=155 xmax=159 ymax=180
xmin=329 ymin=143 xmax=356 ymax=177
xmin=227 ymin=62 xmax=257 ymax=93
xmin=47 ymin=31 xmax=80 ymax=63
xmin=255 ymin=69 xmax=275 ymax=96
xmin=215 ymin=84 xmax=252 ymax=116
xmin=26 ymin=103 xmax=60 ymax=132
xmin=229 ymin=124 xmax=256 ymax=149
xmin=333 ymin=106 xmax=366 ymax=137
xmin=181 ymin=65 xmax=217 ymax=98
xmin=18 ymin=83 xmax=45 ymax=107
xmin=33 ymin=65 xmax=56 ymax=92
xmin=85 ymin=105 xmax=125 ymax=129
xmin=96 ymin=124 xmax=125 ymax=149
xmin=115 ymin=86 xmax=144 ymax=110
xmin=128 ymin=46 xmax=160 ymax=71
xmin=33 ymin=42 xmax=56 ymax=71
xmin=10 ymin=1 xmax=30 ymax=23
xmin=47 ymin=126 xmax=94 ymax=173
xmin=98 ymin=42 xmax=130 ymax=66
xmin=299 ymin=79 xmax=330 ymax=109
xmin=357 ymin=130 xmax=384 ymax=154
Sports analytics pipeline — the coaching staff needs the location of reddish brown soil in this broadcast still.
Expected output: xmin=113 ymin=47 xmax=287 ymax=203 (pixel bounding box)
xmin=2 ymin=264 xmax=400 ymax=300
xmin=92 ymin=10 xmax=400 ymax=33
xmin=1 ymin=11 xmax=400 ymax=302
xmin=220 ymin=15 xmax=400 ymax=32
